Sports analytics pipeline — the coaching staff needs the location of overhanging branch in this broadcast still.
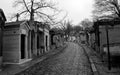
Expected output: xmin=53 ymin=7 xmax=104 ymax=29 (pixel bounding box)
xmin=23 ymin=0 xmax=30 ymax=13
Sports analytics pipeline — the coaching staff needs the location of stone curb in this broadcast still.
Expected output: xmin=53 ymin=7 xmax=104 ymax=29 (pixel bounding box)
xmin=80 ymin=44 xmax=99 ymax=75
xmin=89 ymin=58 xmax=99 ymax=75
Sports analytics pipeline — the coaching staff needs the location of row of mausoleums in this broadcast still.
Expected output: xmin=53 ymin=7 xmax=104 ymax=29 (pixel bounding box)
xmin=2 ymin=21 xmax=50 ymax=64
xmin=89 ymin=19 xmax=120 ymax=58
xmin=76 ymin=18 xmax=120 ymax=58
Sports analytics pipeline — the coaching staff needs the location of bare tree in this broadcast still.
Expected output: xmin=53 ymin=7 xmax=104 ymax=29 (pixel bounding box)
xmin=81 ymin=19 xmax=93 ymax=30
xmin=11 ymin=0 xmax=65 ymax=25
xmin=53 ymin=20 xmax=73 ymax=40
xmin=72 ymin=25 xmax=82 ymax=35
xmin=93 ymin=0 xmax=120 ymax=19
xmin=63 ymin=20 xmax=73 ymax=40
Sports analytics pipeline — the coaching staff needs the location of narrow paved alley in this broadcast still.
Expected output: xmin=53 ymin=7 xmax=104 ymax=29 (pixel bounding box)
xmin=30 ymin=42 xmax=92 ymax=75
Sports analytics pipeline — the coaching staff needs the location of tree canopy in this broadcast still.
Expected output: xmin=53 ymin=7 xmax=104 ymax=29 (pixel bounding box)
xmin=93 ymin=0 xmax=120 ymax=19
xmin=81 ymin=19 xmax=93 ymax=29
xmin=11 ymin=0 xmax=66 ymax=25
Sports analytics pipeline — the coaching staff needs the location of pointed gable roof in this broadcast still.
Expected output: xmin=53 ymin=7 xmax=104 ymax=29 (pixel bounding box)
xmin=0 ymin=8 xmax=6 ymax=21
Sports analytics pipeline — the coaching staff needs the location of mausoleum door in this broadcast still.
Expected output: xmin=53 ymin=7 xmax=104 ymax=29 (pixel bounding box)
xmin=21 ymin=34 xmax=26 ymax=59
xmin=46 ymin=35 xmax=48 ymax=51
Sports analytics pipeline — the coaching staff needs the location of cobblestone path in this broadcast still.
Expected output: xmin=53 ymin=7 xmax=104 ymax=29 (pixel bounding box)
xmin=34 ymin=42 xmax=93 ymax=75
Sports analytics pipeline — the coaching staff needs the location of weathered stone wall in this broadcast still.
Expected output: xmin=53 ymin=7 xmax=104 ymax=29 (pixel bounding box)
xmin=3 ymin=30 xmax=20 ymax=63
xmin=99 ymin=25 xmax=120 ymax=54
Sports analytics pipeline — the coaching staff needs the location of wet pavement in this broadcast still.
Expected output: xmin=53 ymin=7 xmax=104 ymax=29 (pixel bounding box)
xmin=29 ymin=42 xmax=92 ymax=75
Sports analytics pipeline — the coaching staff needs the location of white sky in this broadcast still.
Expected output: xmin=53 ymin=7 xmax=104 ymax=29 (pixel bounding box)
xmin=0 ymin=0 xmax=94 ymax=25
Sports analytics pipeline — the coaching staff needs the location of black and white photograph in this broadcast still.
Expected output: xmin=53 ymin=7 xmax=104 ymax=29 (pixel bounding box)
xmin=0 ymin=0 xmax=120 ymax=75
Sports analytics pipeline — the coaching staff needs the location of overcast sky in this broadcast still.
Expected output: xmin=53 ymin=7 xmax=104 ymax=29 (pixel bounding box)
xmin=0 ymin=0 xmax=94 ymax=25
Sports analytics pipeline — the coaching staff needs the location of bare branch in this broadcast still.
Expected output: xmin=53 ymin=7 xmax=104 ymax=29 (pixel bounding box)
xmin=12 ymin=0 xmax=63 ymax=23
xmin=13 ymin=0 xmax=24 ymax=7
xmin=35 ymin=13 xmax=46 ymax=21
xmin=51 ymin=12 xmax=68 ymax=26
xmin=110 ymin=0 xmax=120 ymax=17
xmin=34 ymin=5 xmax=56 ymax=11
xmin=34 ymin=3 xmax=58 ymax=12
xmin=23 ymin=0 xmax=30 ymax=13
xmin=19 ymin=10 xmax=28 ymax=15
xmin=93 ymin=0 xmax=120 ymax=18
xmin=35 ymin=11 xmax=53 ymax=19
